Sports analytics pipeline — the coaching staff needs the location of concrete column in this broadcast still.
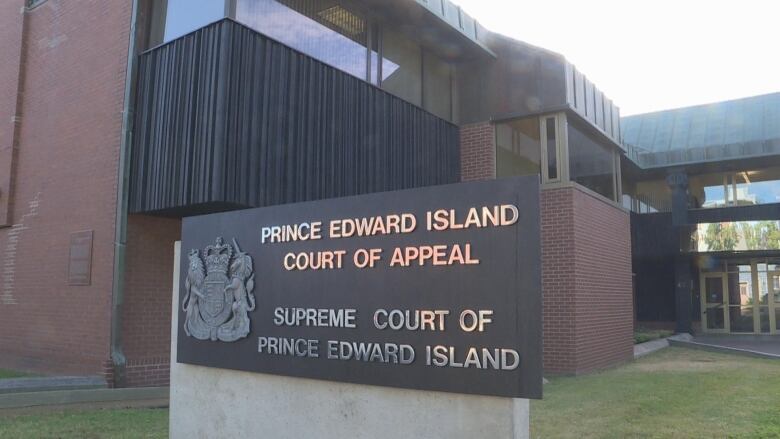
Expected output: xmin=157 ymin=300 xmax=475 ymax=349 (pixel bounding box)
xmin=666 ymin=171 xmax=692 ymax=333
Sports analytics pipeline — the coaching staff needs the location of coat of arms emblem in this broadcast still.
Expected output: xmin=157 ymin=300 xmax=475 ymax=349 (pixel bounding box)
xmin=183 ymin=237 xmax=255 ymax=342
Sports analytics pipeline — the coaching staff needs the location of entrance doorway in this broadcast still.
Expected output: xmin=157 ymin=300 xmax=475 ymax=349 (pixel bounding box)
xmin=699 ymin=259 xmax=779 ymax=334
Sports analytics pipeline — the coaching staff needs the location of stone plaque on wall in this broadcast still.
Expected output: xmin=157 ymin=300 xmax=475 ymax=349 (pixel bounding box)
xmin=68 ymin=230 xmax=93 ymax=286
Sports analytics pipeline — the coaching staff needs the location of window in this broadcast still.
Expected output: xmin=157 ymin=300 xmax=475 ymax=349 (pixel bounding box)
xmin=164 ymin=0 xmax=226 ymax=42
xmin=234 ymin=0 xmax=455 ymax=121
xmin=422 ymin=51 xmax=453 ymax=121
xmin=495 ymin=117 xmax=541 ymax=178
xmin=567 ymin=118 xmax=617 ymax=201
xmin=690 ymin=167 xmax=780 ymax=209
xmin=541 ymin=115 xmax=562 ymax=183
xmin=691 ymin=221 xmax=780 ymax=252
xmin=623 ymin=179 xmax=671 ymax=213
xmin=236 ymin=0 xmax=369 ymax=80
xmin=381 ymin=28 xmax=422 ymax=106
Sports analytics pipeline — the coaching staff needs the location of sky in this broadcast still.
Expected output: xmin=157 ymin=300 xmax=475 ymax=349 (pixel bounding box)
xmin=452 ymin=0 xmax=780 ymax=116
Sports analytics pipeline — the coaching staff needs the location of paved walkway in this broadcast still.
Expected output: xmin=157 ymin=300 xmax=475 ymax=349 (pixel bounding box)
xmin=669 ymin=333 xmax=780 ymax=359
xmin=0 ymin=376 xmax=105 ymax=395
xmin=634 ymin=337 xmax=670 ymax=359
xmin=0 ymin=375 xmax=167 ymax=413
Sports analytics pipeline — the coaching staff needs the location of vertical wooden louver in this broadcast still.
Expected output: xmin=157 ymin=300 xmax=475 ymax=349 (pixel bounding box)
xmin=129 ymin=19 xmax=460 ymax=216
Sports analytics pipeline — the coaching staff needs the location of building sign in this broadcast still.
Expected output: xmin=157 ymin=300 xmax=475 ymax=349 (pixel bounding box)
xmin=178 ymin=177 xmax=542 ymax=398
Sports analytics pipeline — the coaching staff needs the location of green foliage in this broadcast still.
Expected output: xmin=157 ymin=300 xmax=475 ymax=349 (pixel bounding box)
xmin=0 ymin=369 xmax=36 ymax=380
xmin=741 ymin=221 xmax=780 ymax=250
xmin=633 ymin=329 xmax=673 ymax=344
xmin=704 ymin=223 xmax=739 ymax=251
xmin=532 ymin=347 xmax=780 ymax=438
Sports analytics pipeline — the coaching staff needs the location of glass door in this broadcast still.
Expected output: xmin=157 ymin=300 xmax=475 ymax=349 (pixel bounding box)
xmin=756 ymin=261 xmax=779 ymax=334
xmin=700 ymin=273 xmax=728 ymax=333
xmin=726 ymin=263 xmax=756 ymax=333
xmin=769 ymin=271 xmax=779 ymax=334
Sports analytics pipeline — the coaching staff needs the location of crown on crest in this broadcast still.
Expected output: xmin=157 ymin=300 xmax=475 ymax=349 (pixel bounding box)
xmin=204 ymin=237 xmax=232 ymax=274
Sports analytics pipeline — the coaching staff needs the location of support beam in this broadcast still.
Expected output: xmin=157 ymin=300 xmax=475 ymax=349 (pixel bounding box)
xmin=667 ymin=170 xmax=692 ymax=333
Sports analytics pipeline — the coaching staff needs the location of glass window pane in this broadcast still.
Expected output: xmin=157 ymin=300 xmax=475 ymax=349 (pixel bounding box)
xmin=727 ymin=272 xmax=752 ymax=306
xmin=735 ymin=168 xmax=780 ymax=206
xmin=545 ymin=118 xmax=558 ymax=180
xmin=496 ymin=118 xmax=541 ymax=178
xmin=759 ymin=307 xmax=770 ymax=333
xmin=776 ymin=308 xmax=780 ymax=331
xmin=704 ymin=277 xmax=723 ymax=304
xmin=690 ymin=167 xmax=780 ymax=209
xmin=758 ymin=271 xmax=769 ymax=305
xmin=236 ymin=0 xmax=368 ymax=79
xmin=622 ymin=177 xmax=672 ymax=213
xmin=706 ymin=306 xmax=725 ymax=330
xmin=699 ymin=259 xmax=726 ymax=273
xmin=422 ymin=51 xmax=452 ymax=120
xmin=729 ymin=306 xmax=754 ymax=332
xmin=689 ymin=173 xmax=726 ymax=208
xmin=568 ymin=119 xmax=615 ymax=200
xmin=693 ymin=221 xmax=780 ymax=252
xmin=381 ymin=28 xmax=422 ymax=106
xmin=164 ymin=0 xmax=226 ymax=42
xmin=771 ymin=273 xmax=780 ymax=303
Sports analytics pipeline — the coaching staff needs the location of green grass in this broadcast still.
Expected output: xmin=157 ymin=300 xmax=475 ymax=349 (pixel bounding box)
xmin=0 ymin=408 xmax=168 ymax=439
xmin=0 ymin=370 xmax=36 ymax=380
xmin=634 ymin=328 xmax=674 ymax=344
xmin=2 ymin=348 xmax=778 ymax=438
xmin=531 ymin=347 xmax=780 ymax=438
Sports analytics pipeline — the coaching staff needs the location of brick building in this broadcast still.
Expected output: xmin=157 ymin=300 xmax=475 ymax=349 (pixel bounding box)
xmin=1 ymin=0 xmax=775 ymax=388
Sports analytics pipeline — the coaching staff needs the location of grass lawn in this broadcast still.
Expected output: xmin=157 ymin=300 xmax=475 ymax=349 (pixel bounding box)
xmin=531 ymin=347 xmax=780 ymax=438
xmin=1 ymin=348 xmax=778 ymax=438
xmin=633 ymin=328 xmax=674 ymax=344
xmin=0 ymin=408 xmax=168 ymax=439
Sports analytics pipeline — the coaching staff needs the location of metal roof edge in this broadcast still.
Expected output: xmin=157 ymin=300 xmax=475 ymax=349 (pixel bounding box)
xmin=414 ymin=0 xmax=496 ymax=57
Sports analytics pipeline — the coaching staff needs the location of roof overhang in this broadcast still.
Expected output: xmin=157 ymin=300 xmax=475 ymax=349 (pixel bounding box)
xmin=359 ymin=0 xmax=496 ymax=61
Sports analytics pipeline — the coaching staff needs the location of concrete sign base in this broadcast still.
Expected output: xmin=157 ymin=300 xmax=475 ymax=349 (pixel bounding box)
xmin=169 ymin=242 xmax=530 ymax=439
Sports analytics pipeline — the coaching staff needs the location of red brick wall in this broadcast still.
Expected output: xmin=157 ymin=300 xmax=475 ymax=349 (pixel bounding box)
xmin=541 ymin=186 xmax=634 ymax=374
xmin=0 ymin=1 xmax=131 ymax=375
xmin=121 ymin=214 xmax=181 ymax=387
xmin=459 ymin=121 xmax=632 ymax=374
xmin=460 ymin=122 xmax=495 ymax=181
xmin=540 ymin=187 xmax=577 ymax=373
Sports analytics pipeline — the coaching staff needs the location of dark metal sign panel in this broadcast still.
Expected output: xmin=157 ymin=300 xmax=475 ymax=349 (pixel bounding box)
xmin=178 ymin=177 xmax=542 ymax=398
xmin=68 ymin=230 xmax=93 ymax=286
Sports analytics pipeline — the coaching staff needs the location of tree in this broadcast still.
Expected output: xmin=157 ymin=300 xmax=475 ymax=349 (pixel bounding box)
xmin=703 ymin=222 xmax=739 ymax=251
xmin=741 ymin=221 xmax=780 ymax=250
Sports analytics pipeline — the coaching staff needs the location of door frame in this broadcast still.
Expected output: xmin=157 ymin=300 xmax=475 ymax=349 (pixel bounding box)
xmin=699 ymin=272 xmax=729 ymax=334
xmin=768 ymin=270 xmax=779 ymax=335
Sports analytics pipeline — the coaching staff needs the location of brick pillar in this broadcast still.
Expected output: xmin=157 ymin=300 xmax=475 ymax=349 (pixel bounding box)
xmin=118 ymin=214 xmax=181 ymax=387
xmin=541 ymin=188 xmax=577 ymax=374
xmin=541 ymin=186 xmax=634 ymax=375
xmin=458 ymin=122 xmax=633 ymax=375
xmin=459 ymin=122 xmax=495 ymax=181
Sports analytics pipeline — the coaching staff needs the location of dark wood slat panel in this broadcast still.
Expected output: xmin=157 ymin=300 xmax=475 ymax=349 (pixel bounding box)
xmin=130 ymin=19 xmax=460 ymax=216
